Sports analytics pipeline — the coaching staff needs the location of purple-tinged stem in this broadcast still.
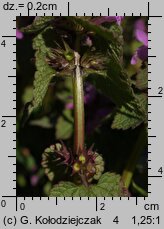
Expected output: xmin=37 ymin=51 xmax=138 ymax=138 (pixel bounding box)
xmin=72 ymin=51 xmax=85 ymax=155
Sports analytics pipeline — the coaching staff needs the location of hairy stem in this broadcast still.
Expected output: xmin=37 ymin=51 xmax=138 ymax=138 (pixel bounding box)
xmin=73 ymin=32 xmax=85 ymax=155
xmin=80 ymin=173 xmax=89 ymax=187
xmin=122 ymin=127 xmax=147 ymax=189
xmin=72 ymin=51 xmax=85 ymax=155
xmin=73 ymin=34 xmax=88 ymax=187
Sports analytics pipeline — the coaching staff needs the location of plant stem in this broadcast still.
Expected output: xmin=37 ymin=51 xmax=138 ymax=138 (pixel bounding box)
xmin=132 ymin=180 xmax=148 ymax=197
xmin=72 ymin=51 xmax=85 ymax=155
xmin=122 ymin=126 xmax=147 ymax=189
xmin=72 ymin=36 xmax=88 ymax=188
xmin=80 ymin=173 xmax=89 ymax=187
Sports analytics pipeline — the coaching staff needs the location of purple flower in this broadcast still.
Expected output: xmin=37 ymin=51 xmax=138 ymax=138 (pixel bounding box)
xmin=66 ymin=102 xmax=74 ymax=109
xmin=86 ymin=107 xmax=111 ymax=135
xmin=66 ymin=83 xmax=97 ymax=110
xmin=65 ymin=83 xmax=114 ymax=134
xmin=92 ymin=16 xmax=124 ymax=25
xmin=30 ymin=175 xmax=39 ymax=186
xmin=85 ymin=95 xmax=114 ymax=135
xmin=85 ymin=36 xmax=92 ymax=47
xmin=16 ymin=28 xmax=23 ymax=40
xmin=84 ymin=83 xmax=97 ymax=104
xmin=131 ymin=19 xmax=148 ymax=65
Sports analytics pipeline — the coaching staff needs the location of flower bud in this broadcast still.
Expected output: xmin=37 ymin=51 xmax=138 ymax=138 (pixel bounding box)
xmin=79 ymin=154 xmax=86 ymax=164
xmin=87 ymin=162 xmax=96 ymax=174
xmin=73 ymin=162 xmax=80 ymax=172
xmin=64 ymin=51 xmax=74 ymax=61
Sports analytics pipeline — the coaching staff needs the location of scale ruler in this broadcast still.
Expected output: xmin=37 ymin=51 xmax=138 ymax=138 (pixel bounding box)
xmin=0 ymin=0 xmax=164 ymax=228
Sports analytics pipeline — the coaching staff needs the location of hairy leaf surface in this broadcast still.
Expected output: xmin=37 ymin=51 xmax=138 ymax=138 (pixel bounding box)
xmin=67 ymin=17 xmax=122 ymax=44
xmin=22 ymin=27 xmax=56 ymax=122
xmin=42 ymin=147 xmax=68 ymax=182
xmin=136 ymin=68 xmax=148 ymax=90
xmin=50 ymin=172 xmax=125 ymax=197
xmin=21 ymin=16 xmax=55 ymax=33
xmin=112 ymin=93 xmax=147 ymax=130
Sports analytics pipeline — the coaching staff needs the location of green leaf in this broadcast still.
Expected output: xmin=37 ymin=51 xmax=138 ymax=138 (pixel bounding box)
xmin=112 ymin=93 xmax=147 ymax=130
xmin=50 ymin=172 xmax=126 ymax=197
xmin=88 ymin=63 xmax=135 ymax=107
xmin=23 ymin=27 xmax=56 ymax=121
xmin=22 ymin=86 xmax=33 ymax=104
xmin=56 ymin=110 xmax=74 ymax=140
xmin=135 ymin=68 xmax=148 ymax=90
xmin=67 ymin=17 xmax=122 ymax=44
xmin=107 ymin=57 xmax=136 ymax=105
xmin=21 ymin=16 xmax=55 ymax=33
xmin=67 ymin=17 xmax=123 ymax=62
xmin=29 ymin=116 xmax=53 ymax=128
xmin=80 ymin=17 xmax=136 ymax=108
xmin=42 ymin=147 xmax=68 ymax=182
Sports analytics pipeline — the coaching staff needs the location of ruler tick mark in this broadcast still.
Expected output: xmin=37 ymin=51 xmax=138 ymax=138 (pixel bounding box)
xmin=148 ymin=2 xmax=150 ymax=19
xmin=2 ymin=115 xmax=16 ymax=118
xmin=96 ymin=197 xmax=98 ymax=211
xmin=148 ymin=175 xmax=162 ymax=178
xmin=136 ymin=197 xmax=138 ymax=205
xmin=68 ymin=2 xmax=70 ymax=16
xmin=148 ymin=95 xmax=162 ymax=98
